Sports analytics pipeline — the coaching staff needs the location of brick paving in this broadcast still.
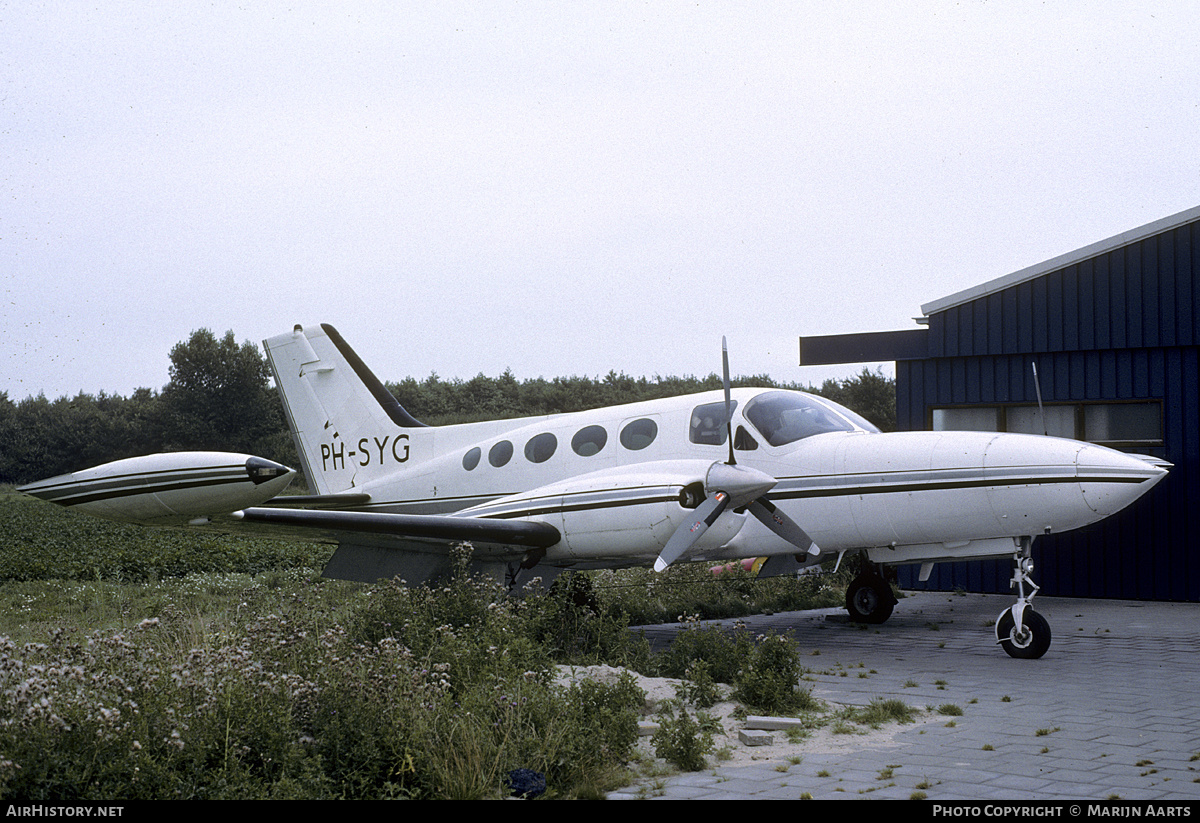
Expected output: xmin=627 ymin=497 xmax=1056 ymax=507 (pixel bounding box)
xmin=608 ymin=592 xmax=1200 ymax=801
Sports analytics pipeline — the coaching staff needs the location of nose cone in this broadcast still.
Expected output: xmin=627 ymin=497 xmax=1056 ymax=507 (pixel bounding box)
xmin=1076 ymin=444 xmax=1169 ymax=517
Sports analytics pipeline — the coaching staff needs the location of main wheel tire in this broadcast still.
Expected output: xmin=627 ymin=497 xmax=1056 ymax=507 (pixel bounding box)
xmin=845 ymin=576 xmax=895 ymax=624
xmin=996 ymin=608 xmax=1051 ymax=659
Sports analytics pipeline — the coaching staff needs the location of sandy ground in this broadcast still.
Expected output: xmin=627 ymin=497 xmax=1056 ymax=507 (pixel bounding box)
xmin=554 ymin=664 xmax=936 ymax=771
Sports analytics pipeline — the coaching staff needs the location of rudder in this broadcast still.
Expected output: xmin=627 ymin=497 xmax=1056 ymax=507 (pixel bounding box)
xmin=263 ymin=324 xmax=427 ymax=495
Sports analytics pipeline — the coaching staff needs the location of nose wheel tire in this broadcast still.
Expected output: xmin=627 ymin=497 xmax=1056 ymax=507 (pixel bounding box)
xmin=996 ymin=608 xmax=1051 ymax=659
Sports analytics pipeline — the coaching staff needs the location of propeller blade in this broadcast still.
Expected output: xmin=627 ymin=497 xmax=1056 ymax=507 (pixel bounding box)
xmin=665 ymin=338 xmax=815 ymax=572
xmin=722 ymin=336 xmax=735 ymax=465
xmin=654 ymin=492 xmax=729 ymax=572
xmin=749 ymin=497 xmax=820 ymax=556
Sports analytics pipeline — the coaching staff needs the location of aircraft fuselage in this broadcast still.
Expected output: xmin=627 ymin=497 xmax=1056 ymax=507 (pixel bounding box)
xmin=327 ymin=387 xmax=1166 ymax=569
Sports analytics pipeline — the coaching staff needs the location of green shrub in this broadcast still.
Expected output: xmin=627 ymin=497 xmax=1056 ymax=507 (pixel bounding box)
xmin=732 ymin=632 xmax=818 ymax=715
xmin=592 ymin=563 xmax=847 ymax=626
xmin=0 ymin=491 xmax=330 ymax=583
xmin=550 ymin=672 xmax=645 ymax=793
xmin=652 ymin=624 xmax=754 ymax=683
xmin=0 ymin=497 xmax=858 ymax=797
xmin=514 ymin=573 xmax=652 ymax=670
xmin=675 ymin=659 xmax=721 ymax=708
xmin=652 ymin=702 xmax=715 ymax=771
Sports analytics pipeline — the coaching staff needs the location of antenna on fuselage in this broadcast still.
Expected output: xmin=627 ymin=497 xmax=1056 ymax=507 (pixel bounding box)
xmin=1031 ymin=360 xmax=1048 ymax=437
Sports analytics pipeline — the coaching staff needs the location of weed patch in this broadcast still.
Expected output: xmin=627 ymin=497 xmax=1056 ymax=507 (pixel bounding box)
xmin=0 ymin=497 xmax=858 ymax=797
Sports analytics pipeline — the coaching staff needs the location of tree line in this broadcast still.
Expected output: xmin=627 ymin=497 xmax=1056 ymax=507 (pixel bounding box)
xmin=0 ymin=329 xmax=895 ymax=486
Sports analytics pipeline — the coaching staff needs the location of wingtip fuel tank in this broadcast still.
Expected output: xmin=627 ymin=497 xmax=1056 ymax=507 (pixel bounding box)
xmin=18 ymin=452 xmax=295 ymax=525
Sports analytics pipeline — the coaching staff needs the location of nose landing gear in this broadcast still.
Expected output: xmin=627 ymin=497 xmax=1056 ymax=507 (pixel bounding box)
xmin=995 ymin=537 xmax=1052 ymax=659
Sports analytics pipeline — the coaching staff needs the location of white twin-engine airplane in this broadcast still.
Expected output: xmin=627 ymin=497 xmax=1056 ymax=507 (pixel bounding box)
xmin=20 ymin=324 xmax=1169 ymax=659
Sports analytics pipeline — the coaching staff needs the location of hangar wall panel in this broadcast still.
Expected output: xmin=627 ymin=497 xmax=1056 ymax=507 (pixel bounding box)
xmin=927 ymin=220 xmax=1198 ymax=360
xmin=896 ymin=349 xmax=1196 ymax=601
xmin=895 ymin=214 xmax=1200 ymax=602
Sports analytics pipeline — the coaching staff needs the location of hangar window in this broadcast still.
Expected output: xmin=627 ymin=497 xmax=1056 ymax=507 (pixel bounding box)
xmin=931 ymin=401 xmax=1163 ymax=449
xmin=1084 ymin=403 xmax=1162 ymax=447
xmin=572 ymin=425 xmax=608 ymax=456
xmin=1006 ymin=406 xmax=1077 ymax=440
xmin=489 ymin=440 xmax=514 ymax=468
xmin=525 ymin=432 xmax=557 ymax=464
xmin=690 ymin=400 xmax=738 ymax=445
xmin=931 ymin=406 xmax=1002 ymax=434
xmin=620 ymin=418 xmax=658 ymax=451
xmin=462 ymin=446 xmax=481 ymax=471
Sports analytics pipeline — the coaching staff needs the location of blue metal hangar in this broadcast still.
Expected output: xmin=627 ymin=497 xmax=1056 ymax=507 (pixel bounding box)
xmin=799 ymin=205 xmax=1200 ymax=602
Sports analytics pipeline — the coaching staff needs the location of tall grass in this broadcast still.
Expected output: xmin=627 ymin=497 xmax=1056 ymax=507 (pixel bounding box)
xmin=0 ymin=492 xmax=845 ymax=799
xmin=0 ymin=488 xmax=331 ymax=582
xmin=0 ymin=562 xmax=644 ymax=799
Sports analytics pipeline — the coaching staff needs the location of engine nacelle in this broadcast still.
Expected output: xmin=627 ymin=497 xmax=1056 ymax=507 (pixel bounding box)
xmin=18 ymin=452 xmax=295 ymax=525
xmin=457 ymin=460 xmax=748 ymax=565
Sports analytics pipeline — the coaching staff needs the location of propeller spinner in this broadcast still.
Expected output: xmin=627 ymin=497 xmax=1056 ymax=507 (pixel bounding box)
xmin=653 ymin=338 xmax=820 ymax=572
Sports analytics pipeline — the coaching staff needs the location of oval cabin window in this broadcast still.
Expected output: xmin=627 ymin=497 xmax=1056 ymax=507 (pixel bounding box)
xmin=462 ymin=447 xmax=481 ymax=470
xmin=571 ymin=425 xmax=608 ymax=456
xmin=620 ymin=418 xmax=658 ymax=451
xmin=489 ymin=440 xmax=514 ymax=467
xmin=524 ymin=432 xmax=558 ymax=464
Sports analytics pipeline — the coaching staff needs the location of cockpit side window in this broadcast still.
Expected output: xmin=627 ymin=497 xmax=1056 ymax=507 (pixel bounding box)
xmin=690 ymin=400 xmax=737 ymax=445
xmin=744 ymin=391 xmax=874 ymax=446
xmin=734 ymin=425 xmax=758 ymax=451
xmin=810 ymin=395 xmax=882 ymax=434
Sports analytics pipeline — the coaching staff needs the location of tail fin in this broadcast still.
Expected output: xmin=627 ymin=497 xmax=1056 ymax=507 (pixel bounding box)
xmin=263 ymin=324 xmax=427 ymax=495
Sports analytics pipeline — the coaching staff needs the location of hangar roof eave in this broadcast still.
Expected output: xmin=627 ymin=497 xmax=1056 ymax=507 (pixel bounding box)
xmin=920 ymin=204 xmax=1200 ymax=318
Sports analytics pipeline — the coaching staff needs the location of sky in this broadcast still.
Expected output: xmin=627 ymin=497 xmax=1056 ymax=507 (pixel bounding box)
xmin=3 ymin=1 xmax=1199 ymax=401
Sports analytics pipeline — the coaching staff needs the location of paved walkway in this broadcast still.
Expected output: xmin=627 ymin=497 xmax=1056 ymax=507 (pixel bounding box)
xmin=607 ymin=591 xmax=1200 ymax=800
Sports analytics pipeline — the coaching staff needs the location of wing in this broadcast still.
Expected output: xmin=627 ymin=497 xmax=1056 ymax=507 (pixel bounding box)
xmin=228 ymin=506 xmax=562 ymax=585
xmin=234 ymin=505 xmax=559 ymax=549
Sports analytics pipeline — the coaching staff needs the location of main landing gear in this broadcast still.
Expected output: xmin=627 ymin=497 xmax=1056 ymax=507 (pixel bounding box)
xmin=995 ymin=537 xmax=1052 ymax=660
xmin=844 ymin=561 xmax=897 ymax=624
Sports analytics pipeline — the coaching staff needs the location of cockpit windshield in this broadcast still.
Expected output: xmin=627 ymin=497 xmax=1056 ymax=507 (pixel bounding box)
xmin=743 ymin=391 xmax=879 ymax=446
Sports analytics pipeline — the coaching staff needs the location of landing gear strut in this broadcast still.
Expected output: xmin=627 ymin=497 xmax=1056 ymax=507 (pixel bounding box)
xmin=995 ymin=537 xmax=1052 ymax=659
xmin=845 ymin=561 xmax=897 ymax=624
